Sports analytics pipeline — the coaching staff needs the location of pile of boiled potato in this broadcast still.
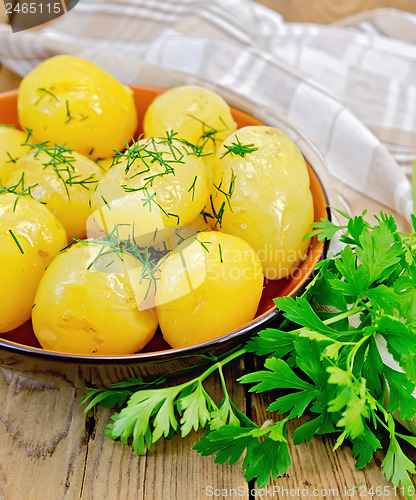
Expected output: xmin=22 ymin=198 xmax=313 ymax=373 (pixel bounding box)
xmin=0 ymin=55 xmax=314 ymax=355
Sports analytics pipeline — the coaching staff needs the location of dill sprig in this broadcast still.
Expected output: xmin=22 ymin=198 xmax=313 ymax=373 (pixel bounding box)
xmin=188 ymin=176 xmax=197 ymax=201
xmin=101 ymin=195 xmax=112 ymax=211
xmin=69 ymin=174 xmax=100 ymax=190
xmin=22 ymin=142 xmax=99 ymax=199
xmin=77 ymin=224 xmax=170 ymax=301
xmin=208 ymin=195 xmax=226 ymax=229
xmin=200 ymin=209 xmax=215 ymax=224
xmin=24 ymin=128 xmax=33 ymax=143
xmin=5 ymin=151 xmax=17 ymax=164
xmin=187 ymin=114 xmax=229 ymax=151
xmin=210 ymin=169 xmax=237 ymax=228
xmin=8 ymin=229 xmax=24 ymax=254
xmin=0 ymin=173 xmax=39 ymax=211
xmin=65 ymin=100 xmax=73 ymax=124
xmin=115 ymin=136 xmax=193 ymax=226
xmin=115 ymin=135 xmax=184 ymax=179
xmin=220 ymin=136 xmax=258 ymax=159
xmin=35 ymin=87 xmax=60 ymax=106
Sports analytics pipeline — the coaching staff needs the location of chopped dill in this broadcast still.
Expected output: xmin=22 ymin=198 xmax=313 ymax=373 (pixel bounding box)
xmin=188 ymin=176 xmax=197 ymax=201
xmin=208 ymin=194 xmax=226 ymax=229
xmin=77 ymin=224 xmax=171 ymax=301
xmin=187 ymin=114 xmax=229 ymax=153
xmin=210 ymin=168 xmax=236 ymax=227
xmin=24 ymin=128 xmax=33 ymax=143
xmin=200 ymin=209 xmax=214 ymax=223
xmin=0 ymin=173 xmax=38 ymax=211
xmin=218 ymin=243 xmax=223 ymax=263
xmin=35 ymin=87 xmax=60 ymax=105
xmin=9 ymin=229 xmax=24 ymax=254
xmin=213 ymin=170 xmax=236 ymax=210
xmin=22 ymin=142 xmax=99 ymax=200
xmin=65 ymin=100 xmax=73 ymax=123
xmin=68 ymin=174 xmax=99 ymax=190
xmin=5 ymin=151 xmax=17 ymax=164
xmin=196 ymin=236 xmax=210 ymax=253
xmin=141 ymin=189 xmax=166 ymax=215
xmin=115 ymin=136 xmax=184 ymax=182
xmin=167 ymin=213 xmax=180 ymax=225
xmin=101 ymin=195 xmax=112 ymax=211
xmin=220 ymin=135 xmax=258 ymax=159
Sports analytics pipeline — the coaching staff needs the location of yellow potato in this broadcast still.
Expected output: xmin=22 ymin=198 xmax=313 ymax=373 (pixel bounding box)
xmin=211 ymin=126 xmax=314 ymax=280
xmin=96 ymin=155 xmax=121 ymax=171
xmin=90 ymin=137 xmax=209 ymax=244
xmin=32 ymin=242 xmax=158 ymax=355
xmin=143 ymin=86 xmax=237 ymax=178
xmin=18 ymin=55 xmax=138 ymax=160
xmin=8 ymin=145 xmax=103 ymax=241
xmin=0 ymin=193 xmax=67 ymax=333
xmin=155 ymin=231 xmax=264 ymax=348
xmin=0 ymin=125 xmax=30 ymax=184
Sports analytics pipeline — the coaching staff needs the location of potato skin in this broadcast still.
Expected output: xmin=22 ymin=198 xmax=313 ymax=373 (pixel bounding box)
xmin=212 ymin=126 xmax=314 ymax=280
xmin=0 ymin=193 xmax=67 ymax=333
xmin=143 ymin=85 xmax=237 ymax=177
xmin=32 ymin=243 xmax=158 ymax=355
xmin=8 ymin=148 xmax=103 ymax=241
xmin=17 ymin=55 xmax=137 ymax=160
xmin=155 ymin=231 xmax=264 ymax=348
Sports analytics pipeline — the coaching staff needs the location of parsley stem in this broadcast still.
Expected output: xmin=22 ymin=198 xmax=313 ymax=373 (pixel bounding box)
xmin=346 ymin=334 xmax=370 ymax=372
xmin=322 ymin=306 xmax=364 ymax=326
xmin=217 ymin=363 xmax=230 ymax=402
xmin=196 ymin=348 xmax=247 ymax=385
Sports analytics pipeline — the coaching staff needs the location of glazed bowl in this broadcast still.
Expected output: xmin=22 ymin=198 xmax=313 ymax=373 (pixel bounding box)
xmin=0 ymin=86 xmax=329 ymax=386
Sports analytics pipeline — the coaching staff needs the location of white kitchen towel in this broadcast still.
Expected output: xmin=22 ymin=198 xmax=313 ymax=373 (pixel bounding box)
xmin=0 ymin=0 xmax=414 ymax=221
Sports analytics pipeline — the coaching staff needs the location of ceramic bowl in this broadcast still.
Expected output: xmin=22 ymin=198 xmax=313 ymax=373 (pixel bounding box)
xmin=0 ymin=86 xmax=329 ymax=386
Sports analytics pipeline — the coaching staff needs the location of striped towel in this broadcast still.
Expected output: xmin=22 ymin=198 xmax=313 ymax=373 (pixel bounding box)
xmin=0 ymin=0 xmax=415 ymax=221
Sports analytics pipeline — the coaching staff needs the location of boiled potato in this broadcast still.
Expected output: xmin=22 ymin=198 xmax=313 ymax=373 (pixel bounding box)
xmin=32 ymin=242 xmax=158 ymax=355
xmin=8 ymin=145 xmax=103 ymax=241
xmin=211 ymin=126 xmax=314 ymax=280
xmin=18 ymin=55 xmax=138 ymax=160
xmin=96 ymin=155 xmax=121 ymax=171
xmin=143 ymin=86 xmax=237 ymax=177
xmin=0 ymin=193 xmax=67 ymax=333
xmin=0 ymin=125 xmax=30 ymax=184
xmin=155 ymin=231 xmax=264 ymax=348
xmin=90 ymin=137 xmax=209 ymax=243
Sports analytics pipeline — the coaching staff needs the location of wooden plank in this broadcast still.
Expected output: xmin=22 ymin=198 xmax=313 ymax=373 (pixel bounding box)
xmin=0 ymin=368 xmax=89 ymax=500
xmin=255 ymin=0 xmax=416 ymax=23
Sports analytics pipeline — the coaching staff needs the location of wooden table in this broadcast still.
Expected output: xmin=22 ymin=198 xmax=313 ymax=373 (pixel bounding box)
xmin=0 ymin=2 xmax=415 ymax=499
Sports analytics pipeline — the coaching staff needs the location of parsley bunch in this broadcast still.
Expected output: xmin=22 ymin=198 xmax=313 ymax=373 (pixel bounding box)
xmin=83 ymin=211 xmax=416 ymax=496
